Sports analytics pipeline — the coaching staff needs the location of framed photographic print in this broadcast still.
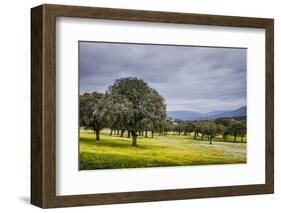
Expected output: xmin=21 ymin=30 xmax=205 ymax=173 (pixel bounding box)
xmin=31 ymin=4 xmax=274 ymax=208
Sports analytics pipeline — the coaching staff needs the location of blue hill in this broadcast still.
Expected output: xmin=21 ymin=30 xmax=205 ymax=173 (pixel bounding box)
xmin=167 ymin=106 xmax=246 ymax=121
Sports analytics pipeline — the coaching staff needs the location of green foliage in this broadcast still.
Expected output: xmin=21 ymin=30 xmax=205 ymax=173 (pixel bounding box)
xmin=80 ymin=77 xmax=167 ymax=145
xmin=169 ymin=118 xmax=247 ymax=144
xmin=228 ymin=120 xmax=246 ymax=142
xmin=200 ymin=122 xmax=217 ymax=144
xmin=79 ymin=77 xmax=247 ymax=147
xmin=107 ymin=93 xmax=134 ymax=132
xmin=80 ymin=92 xmax=112 ymax=140
xmin=108 ymin=77 xmax=166 ymax=146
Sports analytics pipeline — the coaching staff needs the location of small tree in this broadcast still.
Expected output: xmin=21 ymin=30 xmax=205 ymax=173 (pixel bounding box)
xmin=192 ymin=121 xmax=202 ymax=139
xmin=174 ymin=121 xmax=185 ymax=135
xmin=183 ymin=121 xmax=193 ymax=135
xmin=229 ymin=120 xmax=246 ymax=142
xmin=215 ymin=118 xmax=232 ymax=141
xmin=199 ymin=121 xmax=209 ymax=140
xmin=215 ymin=123 xmax=225 ymax=140
xmin=79 ymin=92 xmax=111 ymax=140
xmin=201 ymin=122 xmax=217 ymax=144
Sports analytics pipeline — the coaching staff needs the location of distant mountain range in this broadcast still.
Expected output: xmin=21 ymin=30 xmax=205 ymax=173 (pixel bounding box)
xmin=167 ymin=106 xmax=246 ymax=121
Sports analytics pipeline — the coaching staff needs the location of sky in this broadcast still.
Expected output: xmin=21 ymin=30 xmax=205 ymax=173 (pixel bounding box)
xmin=79 ymin=41 xmax=246 ymax=113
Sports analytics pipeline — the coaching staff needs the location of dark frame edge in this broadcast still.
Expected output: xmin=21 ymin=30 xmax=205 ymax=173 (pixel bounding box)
xmin=31 ymin=4 xmax=57 ymax=208
xmin=265 ymin=19 xmax=274 ymax=194
xmin=41 ymin=3 xmax=274 ymax=28
xmin=31 ymin=5 xmax=44 ymax=208
xmin=45 ymin=184 xmax=270 ymax=208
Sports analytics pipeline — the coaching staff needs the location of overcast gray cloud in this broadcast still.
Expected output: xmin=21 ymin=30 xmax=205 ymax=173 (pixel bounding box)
xmin=79 ymin=41 xmax=246 ymax=113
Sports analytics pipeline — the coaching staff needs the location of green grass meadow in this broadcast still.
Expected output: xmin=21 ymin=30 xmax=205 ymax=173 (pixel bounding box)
xmin=79 ymin=129 xmax=247 ymax=170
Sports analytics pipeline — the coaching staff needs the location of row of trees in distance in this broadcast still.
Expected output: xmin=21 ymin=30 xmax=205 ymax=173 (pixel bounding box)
xmin=171 ymin=118 xmax=246 ymax=144
xmin=107 ymin=118 xmax=246 ymax=145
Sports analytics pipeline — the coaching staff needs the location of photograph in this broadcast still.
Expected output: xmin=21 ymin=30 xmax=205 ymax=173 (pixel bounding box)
xmin=79 ymin=41 xmax=247 ymax=170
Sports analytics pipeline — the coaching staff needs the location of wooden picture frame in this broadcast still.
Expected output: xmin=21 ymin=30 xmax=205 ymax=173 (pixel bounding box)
xmin=31 ymin=4 xmax=274 ymax=208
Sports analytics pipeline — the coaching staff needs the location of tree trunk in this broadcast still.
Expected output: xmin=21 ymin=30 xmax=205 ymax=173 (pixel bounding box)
xmin=110 ymin=129 xmax=113 ymax=136
xmin=131 ymin=131 xmax=137 ymax=146
xmin=117 ymin=130 xmax=119 ymax=135
xmin=121 ymin=129 xmax=125 ymax=137
xmin=234 ymin=134 xmax=237 ymax=142
xmin=96 ymin=129 xmax=100 ymax=141
xmin=201 ymin=134 xmax=204 ymax=140
xmin=145 ymin=130 xmax=148 ymax=138
xmin=128 ymin=130 xmax=131 ymax=138
xmin=151 ymin=131 xmax=154 ymax=138
xmin=209 ymin=136 xmax=213 ymax=145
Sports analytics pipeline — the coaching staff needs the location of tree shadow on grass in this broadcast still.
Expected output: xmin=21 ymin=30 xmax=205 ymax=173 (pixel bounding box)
xmin=193 ymin=138 xmax=247 ymax=144
xmin=80 ymin=136 xmax=152 ymax=150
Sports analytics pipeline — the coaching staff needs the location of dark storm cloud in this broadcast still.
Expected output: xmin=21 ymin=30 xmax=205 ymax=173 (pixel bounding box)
xmin=79 ymin=42 xmax=246 ymax=113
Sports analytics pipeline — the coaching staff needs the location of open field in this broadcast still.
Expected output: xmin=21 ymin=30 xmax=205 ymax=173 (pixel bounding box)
xmin=79 ymin=130 xmax=247 ymax=170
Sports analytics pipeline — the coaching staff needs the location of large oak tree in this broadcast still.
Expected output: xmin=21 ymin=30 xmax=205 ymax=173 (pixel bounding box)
xmin=108 ymin=77 xmax=166 ymax=146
